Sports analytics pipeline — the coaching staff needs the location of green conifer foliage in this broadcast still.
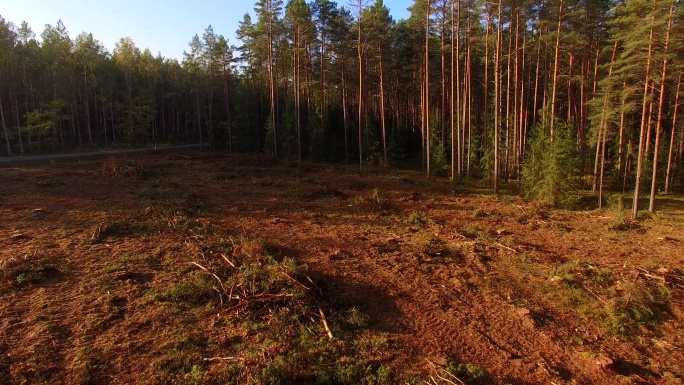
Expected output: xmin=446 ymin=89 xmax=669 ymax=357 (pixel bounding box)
xmin=522 ymin=123 xmax=581 ymax=207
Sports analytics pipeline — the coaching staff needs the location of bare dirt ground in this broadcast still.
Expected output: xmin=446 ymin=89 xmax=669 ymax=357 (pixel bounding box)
xmin=1 ymin=152 xmax=683 ymax=385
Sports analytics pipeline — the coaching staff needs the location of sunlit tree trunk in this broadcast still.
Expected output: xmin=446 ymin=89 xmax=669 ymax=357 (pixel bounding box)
xmin=10 ymin=81 xmax=23 ymax=154
xmin=0 ymin=92 xmax=10 ymax=155
xmin=532 ymin=28 xmax=542 ymax=129
xmin=504 ymin=8 xmax=512 ymax=183
xmin=295 ymin=26 xmax=302 ymax=160
xmin=645 ymin=97 xmax=654 ymax=159
xmin=567 ymin=50 xmax=574 ymax=124
xmin=512 ymin=10 xmax=520 ymax=181
xmin=466 ymin=16 xmax=472 ymax=177
xmin=618 ymin=79 xmax=628 ymax=186
xmin=342 ymin=64 xmax=349 ymax=161
xmin=493 ymin=0 xmax=502 ymax=192
xmin=517 ymin=16 xmax=526 ymax=181
xmin=680 ymin=110 xmax=684 ymax=184
xmin=380 ymin=50 xmax=387 ymax=165
xmin=598 ymin=42 xmax=620 ymax=208
xmin=449 ymin=0 xmax=460 ymax=181
xmin=425 ymin=0 xmax=431 ymax=179
xmin=665 ymin=71 xmax=681 ymax=193
xmin=83 ymin=65 xmax=92 ymax=148
xmin=594 ymin=41 xmax=619 ymax=194
xmin=268 ymin=11 xmax=277 ymax=156
xmin=320 ymin=22 xmax=327 ymax=128
xmin=550 ymin=0 xmax=563 ymax=138
xmin=483 ymin=11 xmax=490 ymax=153
xmin=358 ymin=0 xmax=364 ymax=170
xmin=197 ymin=81 xmax=203 ymax=149
xmin=440 ymin=3 xmax=446 ymax=156
xmin=632 ymin=7 xmax=656 ymax=220
xmin=223 ymin=60 xmax=232 ymax=151
xmin=420 ymin=68 xmax=425 ymax=169
xmin=650 ymin=0 xmax=674 ymax=212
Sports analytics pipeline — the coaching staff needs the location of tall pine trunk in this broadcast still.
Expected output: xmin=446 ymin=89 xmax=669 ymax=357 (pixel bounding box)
xmin=426 ymin=0 xmax=431 ymax=179
xmin=512 ymin=11 xmax=520 ymax=181
xmin=224 ymin=61 xmax=232 ymax=151
xmin=84 ymin=65 xmax=93 ymax=148
xmin=517 ymin=14 xmax=526 ymax=181
xmin=594 ymin=41 xmax=619 ymax=194
xmin=632 ymin=6 xmax=656 ymax=220
xmin=598 ymin=43 xmax=620 ymax=208
xmin=449 ymin=0 xmax=454 ymax=181
xmin=440 ymin=8 xmax=446 ymax=156
xmin=466 ymin=16 xmax=473 ymax=177
xmin=268 ymin=11 xmax=277 ymax=157
xmin=458 ymin=0 xmax=464 ymax=178
xmin=358 ymin=0 xmax=364 ymax=170
xmin=504 ymin=9 xmax=512 ymax=183
xmin=0 ymin=92 xmax=11 ymax=156
xmin=483 ymin=12 xmax=490 ymax=153
xmin=532 ymin=29 xmax=542 ymax=129
xmin=342 ymin=64 xmax=349 ymax=161
xmin=549 ymin=0 xmax=563 ymax=138
xmin=619 ymin=79 xmax=628 ymax=187
xmin=295 ymin=28 xmax=302 ymax=161
xmin=649 ymin=0 xmax=674 ymax=212
xmin=665 ymin=71 xmax=682 ymax=193
xmin=493 ymin=0 xmax=502 ymax=193
xmin=380 ymin=50 xmax=388 ymax=165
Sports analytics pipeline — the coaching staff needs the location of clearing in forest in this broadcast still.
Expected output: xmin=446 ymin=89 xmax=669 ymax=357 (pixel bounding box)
xmin=1 ymin=153 xmax=683 ymax=385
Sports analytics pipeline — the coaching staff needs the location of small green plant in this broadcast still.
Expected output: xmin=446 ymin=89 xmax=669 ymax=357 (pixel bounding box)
xmin=445 ymin=362 xmax=491 ymax=384
xmin=35 ymin=179 xmax=65 ymax=189
xmin=608 ymin=193 xmax=625 ymax=212
xmin=408 ymin=211 xmax=425 ymax=226
xmin=521 ymin=124 xmax=581 ymax=208
xmin=2 ymin=257 xmax=62 ymax=287
xmin=150 ymin=353 xmax=203 ymax=383
xmin=472 ymin=208 xmax=488 ymax=218
xmin=187 ymin=364 xmax=203 ymax=385
xmin=68 ymin=351 xmax=92 ymax=385
xmin=345 ymin=307 xmax=370 ymax=329
xmin=354 ymin=188 xmax=390 ymax=212
xmin=316 ymin=359 xmax=391 ymax=385
xmin=314 ymin=184 xmax=346 ymax=198
xmin=92 ymin=220 xmax=149 ymax=241
xmin=609 ymin=217 xmax=641 ymax=232
xmin=29 ymin=209 xmax=47 ymax=220
xmin=162 ymin=275 xmax=217 ymax=307
xmin=547 ymin=260 xmax=672 ymax=336
xmin=429 ymin=112 xmax=449 ymax=177
xmin=100 ymin=157 xmax=147 ymax=177
xmin=604 ymin=280 xmax=671 ymax=335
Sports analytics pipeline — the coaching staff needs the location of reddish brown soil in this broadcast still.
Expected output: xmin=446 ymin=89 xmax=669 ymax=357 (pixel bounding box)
xmin=1 ymin=153 xmax=683 ymax=384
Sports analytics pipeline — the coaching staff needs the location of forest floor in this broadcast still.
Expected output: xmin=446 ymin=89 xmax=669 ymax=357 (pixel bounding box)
xmin=1 ymin=152 xmax=684 ymax=385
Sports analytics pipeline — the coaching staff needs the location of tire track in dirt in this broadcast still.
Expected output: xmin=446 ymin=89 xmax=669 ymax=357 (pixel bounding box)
xmin=221 ymin=193 xmax=617 ymax=383
xmin=243 ymin=215 xmax=528 ymax=381
xmin=363 ymin=248 xmax=558 ymax=382
xmin=300 ymin=217 xmax=616 ymax=383
xmin=429 ymin=201 xmax=684 ymax=384
xmin=4 ymin=154 xmax=682 ymax=384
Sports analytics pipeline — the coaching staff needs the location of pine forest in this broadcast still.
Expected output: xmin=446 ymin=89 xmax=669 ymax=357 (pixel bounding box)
xmin=2 ymin=1 xmax=684 ymax=212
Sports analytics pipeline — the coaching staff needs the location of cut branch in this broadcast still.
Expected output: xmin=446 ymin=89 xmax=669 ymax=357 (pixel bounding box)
xmin=319 ymin=307 xmax=334 ymax=339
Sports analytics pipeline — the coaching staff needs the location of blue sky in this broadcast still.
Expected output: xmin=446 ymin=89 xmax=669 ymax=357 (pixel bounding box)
xmin=1 ymin=0 xmax=413 ymax=60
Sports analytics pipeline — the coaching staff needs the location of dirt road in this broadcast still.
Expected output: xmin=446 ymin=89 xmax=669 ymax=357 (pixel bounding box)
xmin=0 ymin=144 xmax=201 ymax=166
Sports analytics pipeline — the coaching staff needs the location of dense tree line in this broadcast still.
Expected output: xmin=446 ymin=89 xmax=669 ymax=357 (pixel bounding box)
xmin=1 ymin=0 xmax=683 ymax=215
